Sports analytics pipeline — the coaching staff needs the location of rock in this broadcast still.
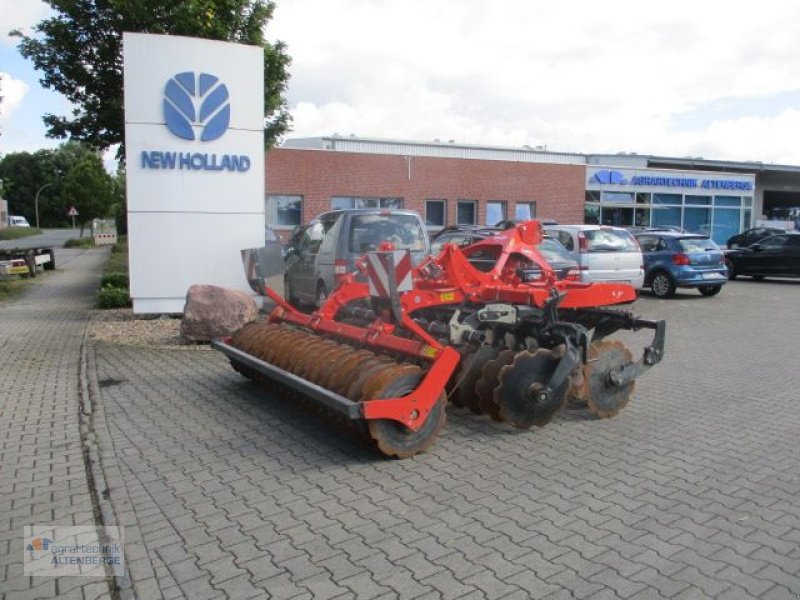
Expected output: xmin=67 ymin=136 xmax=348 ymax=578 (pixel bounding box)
xmin=180 ymin=284 xmax=258 ymax=342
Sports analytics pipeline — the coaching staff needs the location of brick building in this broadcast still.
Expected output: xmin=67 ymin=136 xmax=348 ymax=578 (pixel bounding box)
xmin=265 ymin=137 xmax=586 ymax=238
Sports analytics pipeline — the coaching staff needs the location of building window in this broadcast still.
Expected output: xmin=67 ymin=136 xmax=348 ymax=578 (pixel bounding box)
xmin=266 ymin=195 xmax=302 ymax=227
xmin=457 ymin=200 xmax=477 ymax=225
xmin=585 ymin=191 xmax=601 ymax=203
xmin=331 ymin=196 xmax=403 ymax=210
xmin=515 ymin=202 xmax=536 ymax=221
xmin=425 ymin=199 xmax=446 ymax=228
xmin=486 ymin=201 xmax=506 ymax=225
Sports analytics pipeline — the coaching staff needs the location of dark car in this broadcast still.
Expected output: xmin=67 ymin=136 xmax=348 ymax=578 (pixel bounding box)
xmin=284 ymin=209 xmax=429 ymax=306
xmin=431 ymin=225 xmax=579 ymax=280
xmin=726 ymin=227 xmax=785 ymax=249
xmin=634 ymin=232 xmax=728 ymax=298
xmin=724 ymin=233 xmax=800 ymax=280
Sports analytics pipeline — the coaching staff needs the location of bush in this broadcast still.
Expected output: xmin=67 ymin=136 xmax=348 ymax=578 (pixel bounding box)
xmin=64 ymin=237 xmax=95 ymax=248
xmin=101 ymin=272 xmax=129 ymax=288
xmin=97 ymin=285 xmax=131 ymax=309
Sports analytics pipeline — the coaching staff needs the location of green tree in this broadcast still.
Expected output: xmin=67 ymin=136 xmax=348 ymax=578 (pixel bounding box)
xmin=59 ymin=154 xmax=114 ymax=234
xmin=12 ymin=0 xmax=292 ymax=153
xmin=0 ymin=141 xmax=98 ymax=227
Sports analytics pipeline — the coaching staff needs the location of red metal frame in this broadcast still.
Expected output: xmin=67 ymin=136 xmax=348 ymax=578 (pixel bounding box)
xmin=254 ymin=220 xmax=637 ymax=430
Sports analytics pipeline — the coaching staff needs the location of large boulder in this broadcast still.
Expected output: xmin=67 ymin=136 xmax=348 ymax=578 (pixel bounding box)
xmin=180 ymin=284 xmax=258 ymax=342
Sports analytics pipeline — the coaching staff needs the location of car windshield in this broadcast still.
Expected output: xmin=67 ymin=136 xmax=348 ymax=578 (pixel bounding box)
xmin=348 ymin=214 xmax=425 ymax=252
xmin=678 ymin=237 xmax=719 ymax=253
xmin=584 ymin=229 xmax=637 ymax=252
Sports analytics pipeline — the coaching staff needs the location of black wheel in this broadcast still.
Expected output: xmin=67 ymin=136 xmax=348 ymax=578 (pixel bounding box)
xmin=315 ymin=283 xmax=328 ymax=308
xmin=367 ymin=372 xmax=447 ymax=459
xmin=650 ymin=271 xmax=676 ymax=298
xmin=698 ymin=285 xmax=722 ymax=297
xmin=725 ymin=259 xmax=737 ymax=280
xmin=284 ymin=275 xmax=296 ymax=306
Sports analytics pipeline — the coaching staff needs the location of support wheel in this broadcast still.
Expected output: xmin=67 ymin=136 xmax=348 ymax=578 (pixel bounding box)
xmin=698 ymin=285 xmax=722 ymax=297
xmin=584 ymin=341 xmax=635 ymax=418
xmin=494 ymin=348 xmax=569 ymax=429
xmin=650 ymin=271 xmax=676 ymax=298
xmin=367 ymin=372 xmax=446 ymax=459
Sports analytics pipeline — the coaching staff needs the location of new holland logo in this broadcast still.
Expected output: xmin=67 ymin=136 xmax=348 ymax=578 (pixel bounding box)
xmin=142 ymin=71 xmax=249 ymax=172
xmin=163 ymin=72 xmax=230 ymax=141
xmin=591 ymin=170 xmax=627 ymax=185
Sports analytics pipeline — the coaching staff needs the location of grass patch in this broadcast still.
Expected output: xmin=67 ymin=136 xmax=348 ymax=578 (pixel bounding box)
xmin=98 ymin=235 xmax=131 ymax=309
xmin=64 ymin=237 xmax=95 ymax=248
xmin=0 ymin=272 xmax=51 ymax=303
xmin=0 ymin=227 xmax=42 ymax=241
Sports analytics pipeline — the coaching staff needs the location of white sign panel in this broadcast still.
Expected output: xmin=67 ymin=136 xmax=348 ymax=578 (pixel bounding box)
xmin=124 ymin=32 xmax=265 ymax=313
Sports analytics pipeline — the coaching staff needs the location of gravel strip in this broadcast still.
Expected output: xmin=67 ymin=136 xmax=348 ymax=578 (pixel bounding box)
xmin=88 ymin=308 xmax=212 ymax=350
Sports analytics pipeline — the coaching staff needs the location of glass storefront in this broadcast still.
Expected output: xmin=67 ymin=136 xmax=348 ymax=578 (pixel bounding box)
xmin=585 ymin=168 xmax=755 ymax=245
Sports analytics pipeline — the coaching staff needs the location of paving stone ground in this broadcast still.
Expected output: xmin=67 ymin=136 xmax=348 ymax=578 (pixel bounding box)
xmin=0 ymin=248 xmax=112 ymax=600
xmin=91 ymin=279 xmax=800 ymax=599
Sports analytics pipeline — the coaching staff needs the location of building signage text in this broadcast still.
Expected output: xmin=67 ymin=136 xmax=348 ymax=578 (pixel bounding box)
xmin=590 ymin=170 xmax=753 ymax=191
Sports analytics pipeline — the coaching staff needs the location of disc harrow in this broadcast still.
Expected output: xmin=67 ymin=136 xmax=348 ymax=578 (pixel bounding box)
xmin=215 ymin=219 xmax=666 ymax=458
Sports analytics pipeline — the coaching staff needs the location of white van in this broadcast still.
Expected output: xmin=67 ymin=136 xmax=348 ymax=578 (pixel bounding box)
xmin=543 ymin=224 xmax=644 ymax=289
xmin=8 ymin=216 xmax=31 ymax=227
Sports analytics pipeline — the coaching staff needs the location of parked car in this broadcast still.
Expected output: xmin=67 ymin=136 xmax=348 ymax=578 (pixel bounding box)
xmin=724 ymin=233 xmax=800 ymax=280
xmin=284 ymin=209 xmax=429 ymax=306
xmin=8 ymin=216 xmax=31 ymax=227
xmin=633 ymin=232 xmax=728 ymax=298
xmin=726 ymin=227 xmax=785 ymax=249
xmin=543 ymin=225 xmax=645 ymax=289
xmin=431 ymin=225 xmax=580 ymax=280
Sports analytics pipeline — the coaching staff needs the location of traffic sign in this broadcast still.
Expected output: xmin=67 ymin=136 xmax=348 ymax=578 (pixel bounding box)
xmin=67 ymin=206 xmax=79 ymax=216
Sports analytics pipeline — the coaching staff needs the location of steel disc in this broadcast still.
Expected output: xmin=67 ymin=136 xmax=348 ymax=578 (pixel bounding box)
xmin=448 ymin=344 xmax=478 ymax=406
xmin=366 ymin=369 xmax=446 ymax=459
xmin=457 ymin=346 xmax=498 ymax=414
xmin=584 ymin=340 xmax=635 ymax=418
xmin=476 ymin=349 xmax=515 ymax=420
xmin=494 ymin=348 xmax=569 ymax=429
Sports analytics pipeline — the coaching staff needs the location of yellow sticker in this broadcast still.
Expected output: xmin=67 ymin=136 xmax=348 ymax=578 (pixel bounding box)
xmin=421 ymin=346 xmax=439 ymax=358
xmin=440 ymin=291 xmax=455 ymax=302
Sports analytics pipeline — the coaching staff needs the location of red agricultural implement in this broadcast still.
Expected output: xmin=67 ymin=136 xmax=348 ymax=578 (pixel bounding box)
xmin=213 ymin=220 xmax=665 ymax=458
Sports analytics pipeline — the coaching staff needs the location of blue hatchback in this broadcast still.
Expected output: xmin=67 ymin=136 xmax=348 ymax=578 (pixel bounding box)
xmin=634 ymin=232 xmax=728 ymax=298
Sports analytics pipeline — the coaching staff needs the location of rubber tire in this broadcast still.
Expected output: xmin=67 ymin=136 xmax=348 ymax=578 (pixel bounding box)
xmin=725 ymin=259 xmax=737 ymax=280
xmin=698 ymin=285 xmax=722 ymax=297
xmin=315 ymin=283 xmax=328 ymax=308
xmin=650 ymin=271 xmax=676 ymax=299
xmin=284 ymin=275 xmax=296 ymax=306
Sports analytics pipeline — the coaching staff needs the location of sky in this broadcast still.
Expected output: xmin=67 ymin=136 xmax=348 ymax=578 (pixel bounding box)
xmin=3 ymin=0 xmax=800 ymax=165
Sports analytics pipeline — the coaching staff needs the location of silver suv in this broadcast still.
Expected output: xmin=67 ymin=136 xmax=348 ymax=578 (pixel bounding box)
xmin=543 ymin=224 xmax=644 ymax=289
xmin=284 ymin=209 xmax=429 ymax=306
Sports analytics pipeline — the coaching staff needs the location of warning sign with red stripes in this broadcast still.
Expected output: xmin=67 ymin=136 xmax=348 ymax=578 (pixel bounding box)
xmin=365 ymin=250 xmax=413 ymax=298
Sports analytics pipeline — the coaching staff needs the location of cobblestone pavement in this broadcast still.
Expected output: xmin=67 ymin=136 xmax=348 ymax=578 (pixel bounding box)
xmin=90 ymin=278 xmax=800 ymax=600
xmin=0 ymin=248 xmax=113 ymax=600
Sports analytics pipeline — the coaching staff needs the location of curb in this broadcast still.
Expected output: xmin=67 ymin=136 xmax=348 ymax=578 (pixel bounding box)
xmin=79 ymin=331 xmax=152 ymax=600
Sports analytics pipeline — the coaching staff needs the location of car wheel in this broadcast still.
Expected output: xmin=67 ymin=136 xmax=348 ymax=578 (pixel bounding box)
xmin=284 ymin=275 xmax=296 ymax=305
xmin=650 ymin=271 xmax=676 ymax=298
xmin=698 ymin=285 xmax=722 ymax=297
xmin=316 ymin=283 xmax=328 ymax=308
xmin=725 ymin=259 xmax=737 ymax=280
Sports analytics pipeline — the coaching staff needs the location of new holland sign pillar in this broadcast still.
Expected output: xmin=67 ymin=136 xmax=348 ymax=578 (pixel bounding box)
xmin=123 ymin=33 xmax=265 ymax=313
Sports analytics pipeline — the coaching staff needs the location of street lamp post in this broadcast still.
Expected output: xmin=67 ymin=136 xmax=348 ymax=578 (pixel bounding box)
xmin=34 ymin=182 xmax=55 ymax=230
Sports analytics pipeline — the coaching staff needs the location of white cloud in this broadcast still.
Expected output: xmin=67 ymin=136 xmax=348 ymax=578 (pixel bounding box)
xmin=269 ymin=0 xmax=800 ymax=163
xmin=0 ymin=71 xmax=29 ymax=121
xmin=0 ymin=0 xmax=49 ymax=46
